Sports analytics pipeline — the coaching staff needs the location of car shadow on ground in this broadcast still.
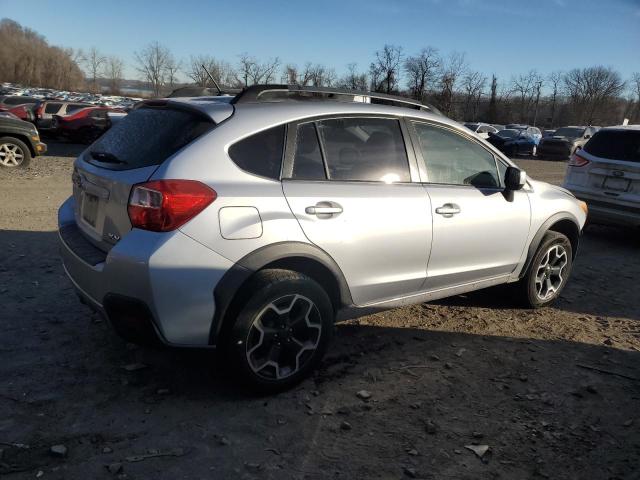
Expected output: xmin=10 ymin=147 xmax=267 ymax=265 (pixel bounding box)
xmin=1 ymin=228 xmax=639 ymax=479
xmin=40 ymin=140 xmax=86 ymax=158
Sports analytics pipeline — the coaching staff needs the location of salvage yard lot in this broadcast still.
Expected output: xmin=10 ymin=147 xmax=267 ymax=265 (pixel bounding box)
xmin=1 ymin=144 xmax=639 ymax=479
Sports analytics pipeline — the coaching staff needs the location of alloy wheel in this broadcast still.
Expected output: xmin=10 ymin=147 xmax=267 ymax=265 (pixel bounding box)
xmin=0 ymin=142 xmax=25 ymax=167
xmin=534 ymin=244 xmax=568 ymax=301
xmin=245 ymin=294 xmax=322 ymax=380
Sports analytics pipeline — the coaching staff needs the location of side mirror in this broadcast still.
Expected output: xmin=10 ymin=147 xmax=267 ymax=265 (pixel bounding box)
xmin=584 ymin=134 xmax=591 ymax=139
xmin=505 ymin=166 xmax=526 ymax=191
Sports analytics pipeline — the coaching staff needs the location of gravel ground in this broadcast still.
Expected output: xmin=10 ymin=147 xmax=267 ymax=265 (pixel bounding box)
xmin=1 ymin=144 xmax=639 ymax=480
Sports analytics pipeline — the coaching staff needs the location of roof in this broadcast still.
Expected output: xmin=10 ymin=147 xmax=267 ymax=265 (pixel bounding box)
xmin=600 ymin=124 xmax=640 ymax=131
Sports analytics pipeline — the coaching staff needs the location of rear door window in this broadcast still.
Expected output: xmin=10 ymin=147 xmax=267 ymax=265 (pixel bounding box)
xmin=584 ymin=130 xmax=640 ymax=163
xmin=45 ymin=103 xmax=62 ymax=114
xmin=228 ymin=125 xmax=285 ymax=180
xmin=87 ymin=107 xmax=215 ymax=171
xmin=66 ymin=104 xmax=88 ymax=114
xmin=316 ymin=117 xmax=410 ymax=183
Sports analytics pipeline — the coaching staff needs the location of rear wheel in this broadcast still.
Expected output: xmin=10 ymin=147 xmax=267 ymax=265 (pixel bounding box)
xmin=0 ymin=137 xmax=31 ymax=169
xmin=224 ymin=269 xmax=334 ymax=392
xmin=516 ymin=232 xmax=573 ymax=308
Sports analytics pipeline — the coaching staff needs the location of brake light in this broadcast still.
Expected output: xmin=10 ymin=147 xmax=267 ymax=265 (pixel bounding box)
xmin=569 ymin=152 xmax=590 ymax=167
xmin=128 ymin=180 xmax=216 ymax=232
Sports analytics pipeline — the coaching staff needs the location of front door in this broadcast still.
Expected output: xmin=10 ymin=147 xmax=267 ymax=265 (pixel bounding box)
xmin=282 ymin=117 xmax=432 ymax=305
xmin=409 ymin=120 xmax=531 ymax=290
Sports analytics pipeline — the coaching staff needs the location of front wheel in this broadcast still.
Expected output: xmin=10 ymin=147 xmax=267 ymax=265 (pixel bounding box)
xmin=225 ymin=269 xmax=334 ymax=392
xmin=516 ymin=231 xmax=573 ymax=308
xmin=0 ymin=137 xmax=31 ymax=168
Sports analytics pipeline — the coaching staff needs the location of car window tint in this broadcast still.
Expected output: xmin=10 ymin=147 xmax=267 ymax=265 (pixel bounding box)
xmin=316 ymin=117 xmax=410 ymax=183
xmin=45 ymin=103 xmax=62 ymax=114
xmin=229 ymin=125 xmax=285 ymax=180
xmin=412 ymin=122 xmax=500 ymax=188
xmin=290 ymin=122 xmax=326 ymax=180
xmin=584 ymin=130 xmax=640 ymax=163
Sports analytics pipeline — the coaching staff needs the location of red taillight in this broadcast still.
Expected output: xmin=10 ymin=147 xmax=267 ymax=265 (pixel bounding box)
xmin=568 ymin=152 xmax=590 ymax=167
xmin=128 ymin=180 xmax=216 ymax=232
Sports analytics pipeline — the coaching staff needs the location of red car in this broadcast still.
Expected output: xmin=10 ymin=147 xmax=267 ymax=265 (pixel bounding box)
xmin=0 ymin=96 xmax=40 ymax=122
xmin=52 ymin=106 xmax=120 ymax=144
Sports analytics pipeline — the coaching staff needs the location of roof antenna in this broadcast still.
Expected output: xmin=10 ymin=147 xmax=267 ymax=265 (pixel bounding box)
xmin=201 ymin=64 xmax=223 ymax=96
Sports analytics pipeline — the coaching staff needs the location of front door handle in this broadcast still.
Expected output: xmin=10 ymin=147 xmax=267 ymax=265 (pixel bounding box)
xmin=435 ymin=203 xmax=461 ymax=217
xmin=305 ymin=203 xmax=343 ymax=217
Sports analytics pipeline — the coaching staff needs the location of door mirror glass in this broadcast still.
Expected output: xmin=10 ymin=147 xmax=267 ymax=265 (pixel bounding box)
xmin=505 ymin=166 xmax=526 ymax=190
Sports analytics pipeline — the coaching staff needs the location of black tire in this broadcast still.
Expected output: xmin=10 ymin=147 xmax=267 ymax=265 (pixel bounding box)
xmin=516 ymin=231 xmax=573 ymax=308
xmin=224 ymin=269 xmax=334 ymax=393
xmin=0 ymin=136 xmax=32 ymax=169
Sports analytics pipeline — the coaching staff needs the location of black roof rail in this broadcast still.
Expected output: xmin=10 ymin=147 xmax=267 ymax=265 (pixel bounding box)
xmin=230 ymin=84 xmax=442 ymax=115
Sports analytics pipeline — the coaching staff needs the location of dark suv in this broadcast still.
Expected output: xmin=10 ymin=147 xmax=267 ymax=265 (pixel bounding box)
xmin=0 ymin=113 xmax=47 ymax=168
xmin=538 ymin=126 xmax=599 ymax=160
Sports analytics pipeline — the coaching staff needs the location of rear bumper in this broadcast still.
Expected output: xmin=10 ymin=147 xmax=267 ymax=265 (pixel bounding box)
xmin=58 ymin=196 xmax=235 ymax=346
xmin=566 ymin=189 xmax=640 ymax=228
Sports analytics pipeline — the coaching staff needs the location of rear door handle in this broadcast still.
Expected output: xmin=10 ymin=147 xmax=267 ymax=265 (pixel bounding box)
xmin=305 ymin=203 xmax=343 ymax=216
xmin=435 ymin=203 xmax=461 ymax=217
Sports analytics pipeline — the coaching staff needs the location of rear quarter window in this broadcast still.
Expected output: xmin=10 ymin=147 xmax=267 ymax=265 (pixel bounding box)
xmin=584 ymin=130 xmax=640 ymax=163
xmin=45 ymin=103 xmax=62 ymax=114
xmin=87 ymin=107 xmax=214 ymax=170
xmin=228 ymin=125 xmax=285 ymax=180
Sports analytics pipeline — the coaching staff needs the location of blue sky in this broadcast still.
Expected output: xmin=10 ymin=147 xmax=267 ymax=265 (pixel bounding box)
xmin=1 ymin=0 xmax=639 ymax=86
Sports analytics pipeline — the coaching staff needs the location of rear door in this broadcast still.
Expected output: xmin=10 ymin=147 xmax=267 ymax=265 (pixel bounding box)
xmin=72 ymin=106 xmax=216 ymax=252
xmin=282 ymin=116 xmax=432 ymax=305
xmin=409 ymin=120 xmax=531 ymax=290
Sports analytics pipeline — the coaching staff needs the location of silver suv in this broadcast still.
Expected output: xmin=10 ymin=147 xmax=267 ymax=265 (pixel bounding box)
xmin=58 ymin=86 xmax=587 ymax=391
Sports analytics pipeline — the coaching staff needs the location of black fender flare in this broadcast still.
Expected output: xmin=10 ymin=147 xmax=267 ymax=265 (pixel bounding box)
xmin=519 ymin=212 xmax=581 ymax=279
xmin=209 ymin=241 xmax=353 ymax=345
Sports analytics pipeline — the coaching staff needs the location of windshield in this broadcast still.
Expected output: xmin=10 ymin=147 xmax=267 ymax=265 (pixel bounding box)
xmin=497 ymin=129 xmax=519 ymax=139
xmin=553 ymin=127 xmax=585 ymax=138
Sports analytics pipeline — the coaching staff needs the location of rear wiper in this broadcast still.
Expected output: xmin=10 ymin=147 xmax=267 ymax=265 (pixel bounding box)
xmin=90 ymin=150 xmax=126 ymax=164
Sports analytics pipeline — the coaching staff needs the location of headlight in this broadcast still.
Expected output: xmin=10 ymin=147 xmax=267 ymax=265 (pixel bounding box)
xmin=578 ymin=201 xmax=588 ymax=215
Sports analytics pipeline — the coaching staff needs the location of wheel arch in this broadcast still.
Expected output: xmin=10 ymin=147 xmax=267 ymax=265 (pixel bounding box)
xmin=210 ymin=242 xmax=353 ymax=345
xmin=0 ymin=133 xmax=36 ymax=156
xmin=519 ymin=213 xmax=581 ymax=279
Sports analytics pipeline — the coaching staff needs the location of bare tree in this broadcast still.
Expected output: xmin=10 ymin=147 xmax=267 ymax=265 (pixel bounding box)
xmin=563 ymin=66 xmax=626 ymax=124
xmin=511 ymin=70 xmax=543 ymax=124
xmin=134 ymin=41 xmax=171 ymax=97
xmin=631 ymin=72 xmax=640 ymax=122
xmin=370 ymin=44 xmax=403 ymax=93
xmin=404 ymin=47 xmax=441 ymax=101
xmin=437 ymin=51 xmax=467 ymax=116
xmin=85 ymin=47 xmax=106 ymax=93
xmin=165 ymin=54 xmax=181 ymax=89
xmin=338 ymin=63 xmax=368 ymax=90
xmin=487 ymin=74 xmax=498 ymax=123
xmin=186 ymin=55 xmax=234 ymax=87
xmin=547 ymin=71 xmax=563 ymax=127
xmin=104 ymin=55 xmax=124 ymax=95
xmin=461 ymin=70 xmax=486 ymax=120
xmin=235 ymin=53 xmax=280 ymax=86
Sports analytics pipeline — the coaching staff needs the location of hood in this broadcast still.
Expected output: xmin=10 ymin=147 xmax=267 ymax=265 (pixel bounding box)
xmin=528 ymin=179 xmax=575 ymax=198
xmin=0 ymin=115 xmax=37 ymax=131
xmin=544 ymin=135 xmax=578 ymax=143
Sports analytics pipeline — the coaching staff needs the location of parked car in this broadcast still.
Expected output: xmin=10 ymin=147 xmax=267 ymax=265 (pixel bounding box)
xmin=463 ymin=122 xmax=498 ymax=139
xmin=35 ymin=101 xmax=91 ymax=131
xmin=563 ymin=125 xmax=639 ymax=228
xmin=5 ymin=103 xmax=36 ymax=122
xmin=506 ymin=124 xmax=542 ymax=145
xmin=491 ymin=124 xmax=505 ymax=132
xmin=0 ymin=95 xmax=40 ymax=110
xmin=58 ymin=85 xmax=587 ymax=391
xmin=543 ymin=129 xmax=556 ymax=138
xmin=487 ymin=128 xmax=538 ymax=156
xmin=0 ymin=113 xmax=47 ymax=168
xmin=538 ymin=126 xmax=599 ymax=160
xmin=52 ymin=106 xmax=113 ymax=143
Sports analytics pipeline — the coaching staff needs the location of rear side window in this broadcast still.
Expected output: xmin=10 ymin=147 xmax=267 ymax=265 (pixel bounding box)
xmin=584 ymin=130 xmax=640 ymax=163
xmin=316 ymin=117 xmax=410 ymax=182
xmin=229 ymin=125 xmax=285 ymax=180
xmin=291 ymin=122 xmax=326 ymax=180
xmin=45 ymin=103 xmax=62 ymax=114
xmin=88 ymin=107 xmax=214 ymax=170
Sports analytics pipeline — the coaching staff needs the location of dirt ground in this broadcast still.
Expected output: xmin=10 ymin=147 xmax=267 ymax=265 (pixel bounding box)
xmin=1 ymin=143 xmax=639 ymax=480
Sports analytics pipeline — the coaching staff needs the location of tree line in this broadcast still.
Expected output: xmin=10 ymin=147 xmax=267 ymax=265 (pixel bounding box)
xmin=2 ymin=18 xmax=639 ymax=127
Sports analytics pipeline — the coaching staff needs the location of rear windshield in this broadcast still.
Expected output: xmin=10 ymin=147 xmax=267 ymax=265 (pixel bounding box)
xmin=584 ymin=130 xmax=640 ymax=163
xmin=87 ymin=107 xmax=214 ymax=170
xmin=554 ymin=127 xmax=584 ymax=138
